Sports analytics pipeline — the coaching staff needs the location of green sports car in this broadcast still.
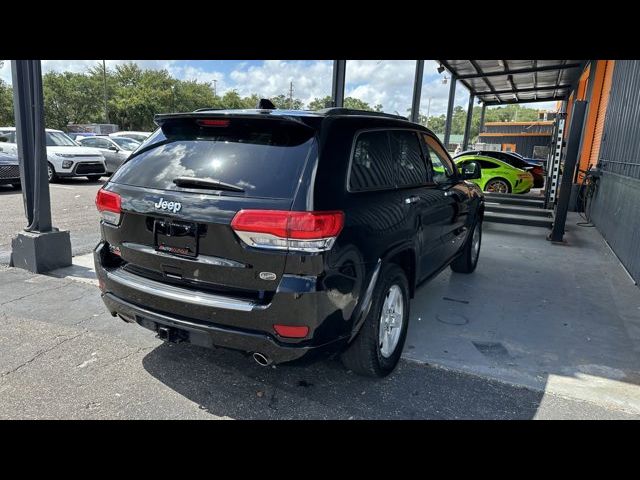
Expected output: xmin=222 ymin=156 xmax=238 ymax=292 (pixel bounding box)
xmin=453 ymin=154 xmax=534 ymax=194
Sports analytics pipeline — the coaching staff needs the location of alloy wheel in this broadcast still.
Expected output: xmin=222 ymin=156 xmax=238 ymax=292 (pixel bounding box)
xmin=379 ymin=284 xmax=404 ymax=358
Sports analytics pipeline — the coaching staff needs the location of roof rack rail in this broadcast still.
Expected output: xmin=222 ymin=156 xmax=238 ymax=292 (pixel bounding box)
xmin=317 ymin=108 xmax=408 ymax=121
xmin=193 ymin=107 xmax=225 ymax=112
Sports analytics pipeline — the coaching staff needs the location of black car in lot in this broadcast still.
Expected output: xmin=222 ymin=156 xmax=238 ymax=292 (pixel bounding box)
xmin=454 ymin=149 xmax=546 ymax=188
xmin=94 ymin=106 xmax=485 ymax=377
xmin=0 ymin=151 xmax=21 ymax=189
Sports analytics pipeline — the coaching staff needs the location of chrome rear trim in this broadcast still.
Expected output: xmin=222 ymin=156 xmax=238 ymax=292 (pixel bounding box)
xmin=105 ymin=268 xmax=256 ymax=312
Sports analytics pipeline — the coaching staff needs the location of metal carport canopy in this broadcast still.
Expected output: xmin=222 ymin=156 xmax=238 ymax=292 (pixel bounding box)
xmin=438 ymin=60 xmax=586 ymax=105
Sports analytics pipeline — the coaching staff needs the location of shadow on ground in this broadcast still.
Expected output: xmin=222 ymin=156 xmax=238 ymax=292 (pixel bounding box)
xmin=142 ymin=342 xmax=545 ymax=420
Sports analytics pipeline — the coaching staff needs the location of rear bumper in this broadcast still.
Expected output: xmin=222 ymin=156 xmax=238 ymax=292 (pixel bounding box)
xmin=101 ymin=292 xmax=333 ymax=363
xmin=93 ymin=243 xmax=351 ymax=364
xmin=513 ymin=177 xmax=534 ymax=194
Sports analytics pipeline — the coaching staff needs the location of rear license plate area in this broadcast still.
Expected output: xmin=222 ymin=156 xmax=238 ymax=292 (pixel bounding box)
xmin=154 ymin=218 xmax=199 ymax=257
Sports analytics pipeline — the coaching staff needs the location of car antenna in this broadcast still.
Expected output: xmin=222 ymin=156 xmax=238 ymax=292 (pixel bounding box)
xmin=256 ymin=98 xmax=276 ymax=110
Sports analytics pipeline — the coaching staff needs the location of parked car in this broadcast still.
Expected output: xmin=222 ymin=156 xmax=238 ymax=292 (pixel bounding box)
xmin=77 ymin=135 xmax=140 ymax=174
xmin=454 ymin=149 xmax=545 ymax=188
xmin=93 ymin=106 xmax=485 ymax=377
xmin=109 ymin=131 xmax=151 ymax=143
xmin=0 ymin=127 xmax=107 ymax=182
xmin=0 ymin=150 xmax=21 ymax=189
xmin=68 ymin=132 xmax=99 ymax=141
xmin=453 ymin=155 xmax=533 ymax=194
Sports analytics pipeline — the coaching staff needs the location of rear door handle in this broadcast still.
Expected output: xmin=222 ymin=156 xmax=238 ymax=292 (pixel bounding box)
xmin=404 ymin=196 xmax=420 ymax=205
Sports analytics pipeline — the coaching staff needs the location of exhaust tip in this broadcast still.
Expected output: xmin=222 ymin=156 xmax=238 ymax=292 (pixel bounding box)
xmin=252 ymin=352 xmax=272 ymax=367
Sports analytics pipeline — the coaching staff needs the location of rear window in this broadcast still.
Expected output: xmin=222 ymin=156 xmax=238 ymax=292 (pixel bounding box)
xmin=109 ymin=118 xmax=315 ymax=199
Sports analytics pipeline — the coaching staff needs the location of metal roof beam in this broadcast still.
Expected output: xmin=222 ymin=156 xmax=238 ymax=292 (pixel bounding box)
xmin=482 ymin=96 xmax=570 ymax=106
xmin=504 ymin=61 xmax=519 ymax=102
xmin=469 ymin=59 xmax=501 ymax=104
xmin=455 ymin=63 xmax=583 ymax=80
xmin=475 ymin=84 xmax=572 ymax=97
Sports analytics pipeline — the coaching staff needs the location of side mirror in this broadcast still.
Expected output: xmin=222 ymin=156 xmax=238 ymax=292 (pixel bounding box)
xmin=0 ymin=136 xmax=7 ymax=143
xmin=108 ymin=145 xmax=119 ymax=151
xmin=460 ymin=161 xmax=482 ymax=180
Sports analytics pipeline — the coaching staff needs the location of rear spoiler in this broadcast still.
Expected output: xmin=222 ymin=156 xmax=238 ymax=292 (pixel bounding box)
xmin=154 ymin=112 xmax=312 ymax=129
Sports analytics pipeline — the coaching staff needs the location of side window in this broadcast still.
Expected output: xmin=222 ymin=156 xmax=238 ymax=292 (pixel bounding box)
xmin=349 ymin=130 xmax=394 ymax=191
xmin=479 ymin=160 xmax=498 ymax=169
xmin=390 ymin=130 xmax=427 ymax=187
xmin=422 ymin=134 xmax=455 ymax=184
xmin=95 ymin=138 xmax=111 ymax=148
xmin=81 ymin=138 xmax=96 ymax=147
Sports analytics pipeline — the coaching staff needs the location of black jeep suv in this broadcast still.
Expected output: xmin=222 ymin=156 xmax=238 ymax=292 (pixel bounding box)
xmin=94 ymin=106 xmax=484 ymax=377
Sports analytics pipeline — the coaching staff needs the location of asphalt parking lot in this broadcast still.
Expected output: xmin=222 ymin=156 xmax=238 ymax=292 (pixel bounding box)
xmin=1 ymin=179 xmax=639 ymax=419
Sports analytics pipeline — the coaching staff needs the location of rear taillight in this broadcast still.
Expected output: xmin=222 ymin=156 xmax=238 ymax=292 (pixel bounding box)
xmin=231 ymin=210 xmax=344 ymax=253
xmin=95 ymin=189 xmax=121 ymax=225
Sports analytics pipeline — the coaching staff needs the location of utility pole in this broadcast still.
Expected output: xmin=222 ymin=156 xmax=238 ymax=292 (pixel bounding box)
xmin=102 ymin=60 xmax=109 ymax=124
xmin=213 ymin=79 xmax=217 ymax=98
xmin=288 ymin=81 xmax=294 ymax=109
xmin=425 ymin=97 xmax=432 ymax=127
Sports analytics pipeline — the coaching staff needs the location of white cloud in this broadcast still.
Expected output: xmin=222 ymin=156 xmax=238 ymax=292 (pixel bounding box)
xmin=228 ymin=60 xmax=333 ymax=105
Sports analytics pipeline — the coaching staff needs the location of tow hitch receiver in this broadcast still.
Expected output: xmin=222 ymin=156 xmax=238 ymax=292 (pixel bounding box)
xmin=156 ymin=326 xmax=186 ymax=343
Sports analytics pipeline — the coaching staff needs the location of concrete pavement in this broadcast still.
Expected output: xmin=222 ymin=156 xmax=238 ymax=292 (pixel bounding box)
xmin=0 ymin=263 xmax=636 ymax=419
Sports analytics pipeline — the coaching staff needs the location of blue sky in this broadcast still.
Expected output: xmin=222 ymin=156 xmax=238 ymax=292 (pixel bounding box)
xmin=0 ymin=60 xmax=556 ymax=117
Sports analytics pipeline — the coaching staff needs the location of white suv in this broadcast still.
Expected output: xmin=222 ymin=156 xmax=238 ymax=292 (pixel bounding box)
xmin=0 ymin=127 xmax=107 ymax=182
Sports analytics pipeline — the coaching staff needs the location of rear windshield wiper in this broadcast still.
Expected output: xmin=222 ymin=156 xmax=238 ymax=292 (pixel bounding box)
xmin=173 ymin=176 xmax=245 ymax=192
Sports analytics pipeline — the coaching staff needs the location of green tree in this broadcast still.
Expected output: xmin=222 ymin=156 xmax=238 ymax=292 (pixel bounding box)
xmin=307 ymin=95 xmax=382 ymax=112
xmin=270 ymin=94 xmax=303 ymax=110
xmin=42 ymin=71 xmax=104 ymax=130
xmin=218 ymin=90 xmax=250 ymax=109
xmin=0 ymin=79 xmax=13 ymax=126
xmin=307 ymin=96 xmax=332 ymax=110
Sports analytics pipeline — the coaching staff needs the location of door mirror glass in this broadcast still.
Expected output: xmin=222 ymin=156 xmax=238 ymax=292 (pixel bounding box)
xmin=461 ymin=160 xmax=482 ymax=180
xmin=108 ymin=145 xmax=119 ymax=151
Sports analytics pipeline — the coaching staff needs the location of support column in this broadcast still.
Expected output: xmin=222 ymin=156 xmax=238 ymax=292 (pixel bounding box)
xmin=10 ymin=60 xmax=71 ymax=273
xmin=549 ymin=100 xmax=587 ymax=243
xmin=462 ymin=94 xmax=475 ymax=150
xmin=443 ymin=75 xmax=457 ymax=147
xmin=410 ymin=60 xmax=424 ymax=123
xmin=479 ymin=103 xmax=486 ymax=134
xmin=331 ymin=60 xmax=346 ymax=108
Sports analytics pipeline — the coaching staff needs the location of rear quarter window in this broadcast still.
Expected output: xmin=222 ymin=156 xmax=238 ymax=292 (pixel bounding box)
xmin=348 ymin=130 xmax=394 ymax=191
xmin=109 ymin=119 xmax=316 ymax=199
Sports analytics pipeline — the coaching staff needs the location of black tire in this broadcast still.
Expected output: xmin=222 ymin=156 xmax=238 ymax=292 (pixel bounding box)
xmin=341 ymin=263 xmax=410 ymax=378
xmin=484 ymin=177 xmax=511 ymax=194
xmin=47 ymin=163 xmax=57 ymax=183
xmin=86 ymin=175 xmax=102 ymax=181
xmin=451 ymin=220 xmax=482 ymax=273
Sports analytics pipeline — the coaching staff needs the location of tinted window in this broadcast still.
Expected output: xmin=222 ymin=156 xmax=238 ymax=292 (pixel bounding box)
xmin=390 ymin=130 xmax=427 ymax=187
xmin=80 ymin=138 xmax=97 ymax=146
xmin=110 ymin=119 xmax=315 ymax=199
xmin=93 ymin=138 xmax=113 ymax=148
xmin=111 ymin=137 xmax=140 ymax=150
xmin=349 ymin=130 xmax=394 ymax=191
xmin=479 ymin=160 xmax=499 ymax=169
xmin=423 ymin=134 xmax=455 ymax=184
xmin=45 ymin=132 xmax=77 ymax=146
xmin=501 ymin=156 xmax=528 ymax=169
